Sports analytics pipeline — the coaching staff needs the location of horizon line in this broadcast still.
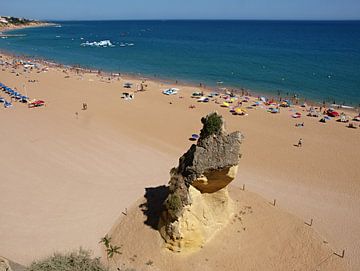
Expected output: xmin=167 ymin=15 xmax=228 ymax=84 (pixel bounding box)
xmin=44 ymin=18 xmax=360 ymax=22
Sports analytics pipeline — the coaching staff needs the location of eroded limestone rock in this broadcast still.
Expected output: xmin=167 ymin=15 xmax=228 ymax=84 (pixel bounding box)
xmin=0 ymin=257 xmax=12 ymax=271
xmin=159 ymin=112 xmax=243 ymax=252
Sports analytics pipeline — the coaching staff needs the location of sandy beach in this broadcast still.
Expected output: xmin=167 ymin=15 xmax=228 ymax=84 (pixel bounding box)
xmin=0 ymin=53 xmax=359 ymax=270
xmin=0 ymin=22 xmax=54 ymax=35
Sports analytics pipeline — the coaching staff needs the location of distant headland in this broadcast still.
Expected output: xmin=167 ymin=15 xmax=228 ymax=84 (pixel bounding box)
xmin=0 ymin=16 xmax=53 ymax=35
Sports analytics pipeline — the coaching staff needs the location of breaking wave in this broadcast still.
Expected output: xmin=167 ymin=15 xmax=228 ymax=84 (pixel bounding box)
xmin=80 ymin=40 xmax=115 ymax=47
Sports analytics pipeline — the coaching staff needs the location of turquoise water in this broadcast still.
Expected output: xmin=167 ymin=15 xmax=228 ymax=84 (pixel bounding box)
xmin=1 ymin=20 xmax=359 ymax=105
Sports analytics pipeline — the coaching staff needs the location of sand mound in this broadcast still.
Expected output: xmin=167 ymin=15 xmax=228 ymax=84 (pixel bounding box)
xmin=105 ymin=186 xmax=345 ymax=271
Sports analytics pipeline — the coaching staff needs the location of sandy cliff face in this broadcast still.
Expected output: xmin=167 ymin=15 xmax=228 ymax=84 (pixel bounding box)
xmin=159 ymin=112 xmax=243 ymax=252
xmin=160 ymin=185 xmax=234 ymax=252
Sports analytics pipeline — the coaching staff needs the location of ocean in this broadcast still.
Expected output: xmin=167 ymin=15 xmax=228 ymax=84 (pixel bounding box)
xmin=1 ymin=20 xmax=359 ymax=105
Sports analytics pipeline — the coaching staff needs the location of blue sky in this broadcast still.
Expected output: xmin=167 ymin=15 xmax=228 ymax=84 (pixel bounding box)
xmin=1 ymin=0 xmax=360 ymax=20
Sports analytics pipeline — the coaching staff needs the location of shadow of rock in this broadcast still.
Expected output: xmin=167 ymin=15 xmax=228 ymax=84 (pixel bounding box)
xmin=139 ymin=185 xmax=169 ymax=230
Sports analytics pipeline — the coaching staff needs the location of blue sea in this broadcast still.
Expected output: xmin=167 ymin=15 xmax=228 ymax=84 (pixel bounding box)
xmin=1 ymin=20 xmax=360 ymax=105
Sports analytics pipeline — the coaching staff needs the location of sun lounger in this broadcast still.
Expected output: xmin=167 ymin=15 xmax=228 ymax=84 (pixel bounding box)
xmin=28 ymin=99 xmax=45 ymax=108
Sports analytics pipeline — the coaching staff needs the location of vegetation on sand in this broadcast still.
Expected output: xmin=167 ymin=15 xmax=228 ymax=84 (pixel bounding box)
xmin=99 ymin=235 xmax=122 ymax=260
xmin=26 ymin=248 xmax=106 ymax=271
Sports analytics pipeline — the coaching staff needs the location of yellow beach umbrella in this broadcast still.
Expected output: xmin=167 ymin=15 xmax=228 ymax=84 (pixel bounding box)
xmin=235 ymin=107 xmax=246 ymax=115
xmin=222 ymin=102 xmax=230 ymax=107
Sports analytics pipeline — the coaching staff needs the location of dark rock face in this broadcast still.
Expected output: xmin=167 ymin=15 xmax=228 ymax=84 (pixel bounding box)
xmin=178 ymin=130 xmax=242 ymax=188
xmin=167 ymin=112 xmax=242 ymax=204
xmin=159 ymin=112 xmax=243 ymax=248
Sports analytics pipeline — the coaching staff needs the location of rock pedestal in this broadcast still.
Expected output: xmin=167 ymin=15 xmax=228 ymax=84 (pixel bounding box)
xmin=159 ymin=112 xmax=243 ymax=252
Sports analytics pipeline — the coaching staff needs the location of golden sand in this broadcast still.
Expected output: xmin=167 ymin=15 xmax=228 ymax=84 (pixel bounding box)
xmin=0 ymin=53 xmax=359 ymax=270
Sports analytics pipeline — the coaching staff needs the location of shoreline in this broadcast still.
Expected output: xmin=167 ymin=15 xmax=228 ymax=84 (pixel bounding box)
xmin=0 ymin=23 xmax=359 ymax=110
xmin=0 ymin=22 xmax=57 ymax=35
xmin=1 ymin=48 xmax=358 ymax=114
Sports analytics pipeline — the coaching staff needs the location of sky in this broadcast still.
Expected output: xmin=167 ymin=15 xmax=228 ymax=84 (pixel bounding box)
xmin=1 ymin=0 xmax=360 ymax=21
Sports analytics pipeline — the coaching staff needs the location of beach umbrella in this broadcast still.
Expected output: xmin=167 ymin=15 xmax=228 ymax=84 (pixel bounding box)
xmin=292 ymin=113 xmax=301 ymax=118
xmin=235 ymin=107 xmax=246 ymax=115
xmin=327 ymin=110 xmax=339 ymax=117
xmin=269 ymin=108 xmax=279 ymax=113
xmin=222 ymin=102 xmax=230 ymax=107
xmin=191 ymin=134 xmax=199 ymax=139
xmin=4 ymin=101 xmax=12 ymax=108
xmin=192 ymin=91 xmax=202 ymax=97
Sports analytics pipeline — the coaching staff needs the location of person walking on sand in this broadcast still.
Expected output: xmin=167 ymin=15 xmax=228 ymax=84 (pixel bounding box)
xmin=298 ymin=138 xmax=303 ymax=147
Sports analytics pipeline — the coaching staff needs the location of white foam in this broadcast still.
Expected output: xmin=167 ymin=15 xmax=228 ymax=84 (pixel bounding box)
xmin=80 ymin=40 xmax=115 ymax=47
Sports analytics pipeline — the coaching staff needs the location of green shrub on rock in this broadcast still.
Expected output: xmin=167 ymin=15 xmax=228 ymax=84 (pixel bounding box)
xmin=200 ymin=112 xmax=223 ymax=138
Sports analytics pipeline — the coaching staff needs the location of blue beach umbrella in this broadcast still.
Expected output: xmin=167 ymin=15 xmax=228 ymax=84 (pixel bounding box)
xmin=192 ymin=134 xmax=200 ymax=139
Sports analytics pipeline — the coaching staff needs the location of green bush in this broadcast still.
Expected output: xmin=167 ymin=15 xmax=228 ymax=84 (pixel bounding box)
xmin=26 ymin=248 xmax=107 ymax=271
xmin=200 ymin=112 xmax=223 ymax=138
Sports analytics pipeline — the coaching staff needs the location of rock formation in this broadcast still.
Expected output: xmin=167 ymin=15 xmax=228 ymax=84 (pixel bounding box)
xmin=159 ymin=112 xmax=243 ymax=252
xmin=0 ymin=257 xmax=12 ymax=271
xmin=0 ymin=257 xmax=25 ymax=271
